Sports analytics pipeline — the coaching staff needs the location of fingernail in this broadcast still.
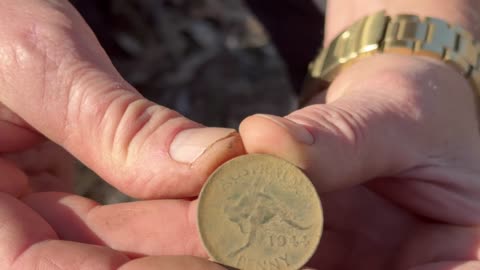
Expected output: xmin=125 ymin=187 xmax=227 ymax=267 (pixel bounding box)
xmin=170 ymin=127 xmax=237 ymax=164
xmin=256 ymin=114 xmax=315 ymax=145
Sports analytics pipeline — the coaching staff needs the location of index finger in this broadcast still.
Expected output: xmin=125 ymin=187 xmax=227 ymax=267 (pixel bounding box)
xmin=21 ymin=192 xmax=207 ymax=257
xmin=0 ymin=192 xmax=224 ymax=270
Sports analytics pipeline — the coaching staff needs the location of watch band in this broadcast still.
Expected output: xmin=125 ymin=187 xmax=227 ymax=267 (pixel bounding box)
xmin=300 ymin=10 xmax=480 ymax=106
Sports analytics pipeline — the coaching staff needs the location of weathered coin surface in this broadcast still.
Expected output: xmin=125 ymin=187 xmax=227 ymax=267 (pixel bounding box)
xmin=198 ymin=154 xmax=323 ymax=270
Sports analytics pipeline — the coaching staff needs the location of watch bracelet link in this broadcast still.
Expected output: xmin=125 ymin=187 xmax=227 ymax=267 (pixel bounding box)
xmin=300 ymin=10 xmax=480 ymax=106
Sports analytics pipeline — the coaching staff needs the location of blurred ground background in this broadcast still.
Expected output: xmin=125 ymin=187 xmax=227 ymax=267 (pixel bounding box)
xmin=70 ymin=0 xmax=299 ymax=204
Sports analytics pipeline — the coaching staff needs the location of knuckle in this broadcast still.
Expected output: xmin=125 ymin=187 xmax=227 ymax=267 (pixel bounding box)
xmin=296 ymin=105 xmax=367 ymax=152
xmin=71 ymin=87 xmax=191 ymax=196
xmin=112 ymin=98 xmax=180 ymax=165
xmin=65 ymin=84 xmax=139 ymax=153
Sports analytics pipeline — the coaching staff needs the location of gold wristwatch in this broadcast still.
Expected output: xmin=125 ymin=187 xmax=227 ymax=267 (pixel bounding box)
xmin=301 ymin=10 xmax=480 ymax=106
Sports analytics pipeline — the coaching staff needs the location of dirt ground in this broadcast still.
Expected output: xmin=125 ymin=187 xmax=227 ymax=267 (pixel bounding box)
xmin=71 ymin=0 xmax=297 ymax=204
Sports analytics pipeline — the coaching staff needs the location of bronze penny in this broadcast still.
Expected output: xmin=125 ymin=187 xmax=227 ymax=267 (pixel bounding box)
xmin=198 ymin=154 xmax=323 ymax=270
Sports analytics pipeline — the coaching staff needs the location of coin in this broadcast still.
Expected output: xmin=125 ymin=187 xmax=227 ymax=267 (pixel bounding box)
xmin=197 ymin=154 xmax=323 ymax=270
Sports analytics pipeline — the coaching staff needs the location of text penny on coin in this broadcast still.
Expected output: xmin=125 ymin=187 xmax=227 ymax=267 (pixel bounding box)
xmin=197 ymin=154 xmax=323 ymax=270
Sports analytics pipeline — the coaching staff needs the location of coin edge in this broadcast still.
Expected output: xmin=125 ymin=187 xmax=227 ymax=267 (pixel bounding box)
xmin=197 ymin=154 xmax=323 ymax=269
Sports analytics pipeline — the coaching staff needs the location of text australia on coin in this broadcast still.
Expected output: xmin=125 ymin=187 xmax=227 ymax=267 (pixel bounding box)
xmin=198 ymin=154 xmax=323 ymax=270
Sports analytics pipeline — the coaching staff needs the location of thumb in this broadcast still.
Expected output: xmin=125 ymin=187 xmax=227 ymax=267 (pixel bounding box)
xmin=240 ymin=55 xmax=480 ymax=193
xmin=239 ymin=98 xmax=425 ymax=193
xmin=0 ymin=0 xmax=244 ymax=198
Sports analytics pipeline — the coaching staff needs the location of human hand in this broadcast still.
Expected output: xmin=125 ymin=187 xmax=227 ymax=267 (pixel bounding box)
xmin=239 ymin=54 xmax=480 ymax=269
xmin=1 ymin=141 xmax=232 ymax=270
xmin=0 ymin=0 xmax=244 ymax=269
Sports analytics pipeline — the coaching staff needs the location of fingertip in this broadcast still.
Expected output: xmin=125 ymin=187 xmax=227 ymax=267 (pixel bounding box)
xmin=256 ymin=114 xmax=315 ymax=145
xmin=192 ymin=130 xmax=246 ymax=180
xmin=170 ymin=131 xmax=246 ymax=198
xmin=0 ymin=158 xmax=29 ymax=197
xmin=239 ymin=114 xmax=311 ymax=167
xmin=170 ymin=128 xmax=239 ymax=164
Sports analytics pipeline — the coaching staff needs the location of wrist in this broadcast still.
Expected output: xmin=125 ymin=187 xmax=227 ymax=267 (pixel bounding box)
xmin=324 ymin=54 xmax=470 ymax=101
xmin=324 ymin=0 xmax=480 ymax=45
xmin=301 ymin=5 xmax=480 ymax=107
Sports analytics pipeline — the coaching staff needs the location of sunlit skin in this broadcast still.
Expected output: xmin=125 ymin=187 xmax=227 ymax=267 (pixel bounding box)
xmin=1 ymin=0 xmax=480 ymax=269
